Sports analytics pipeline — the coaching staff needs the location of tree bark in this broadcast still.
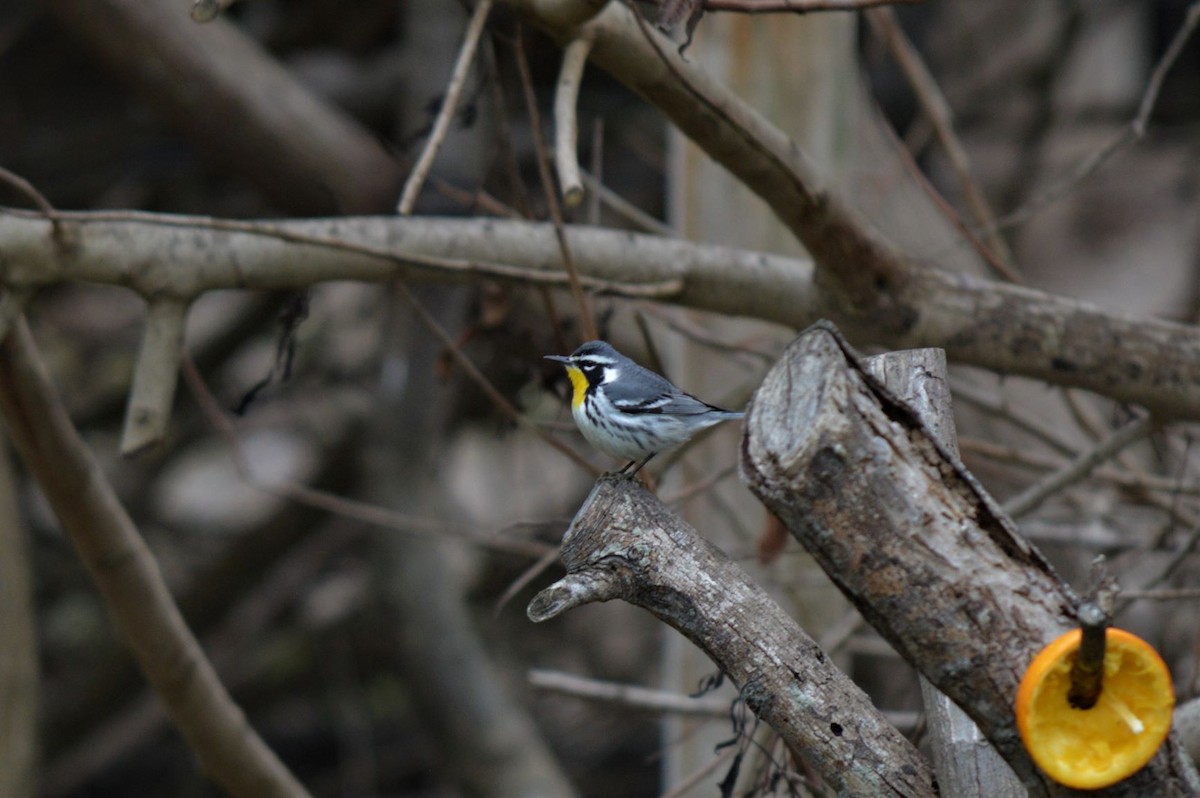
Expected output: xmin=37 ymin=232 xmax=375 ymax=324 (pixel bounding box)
xmin=9 ymin=211 xmax=1200 ymax=421
xmin=528 ymin=476 xmax=938 ymax=797
xmin=740 ymin=321 xmax=1200 ymax=796
xmin=863 ymin=348 xmax=1025 ymax=797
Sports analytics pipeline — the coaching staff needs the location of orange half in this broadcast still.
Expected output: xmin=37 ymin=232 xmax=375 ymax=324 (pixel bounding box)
xmin=1015 ymin=628 xmax=1174 ymax=790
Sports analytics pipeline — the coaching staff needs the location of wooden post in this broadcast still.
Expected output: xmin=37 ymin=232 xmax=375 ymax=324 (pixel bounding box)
xmin=863 ymin=348 xmax=1026 ymax=797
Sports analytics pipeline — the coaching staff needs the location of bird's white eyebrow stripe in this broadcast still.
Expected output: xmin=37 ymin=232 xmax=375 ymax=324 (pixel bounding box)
xmin=575 ymin=356 xmax=615 ymax=367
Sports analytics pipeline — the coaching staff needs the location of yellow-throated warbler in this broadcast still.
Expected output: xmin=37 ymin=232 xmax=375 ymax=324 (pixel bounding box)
xmin=546 ymin=340 xmax=744 ymax=475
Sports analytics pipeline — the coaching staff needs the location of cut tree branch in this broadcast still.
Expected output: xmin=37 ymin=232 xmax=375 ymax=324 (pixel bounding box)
xmin=120 ymin=297 xmax=189 ymax=456
xmin=528 ymin=475 xmax=939 ymax=797
xmin=740 ymin=322 xmax=1200 ymax=796
xmin=554 ymin=34 xmax=594 ymax=207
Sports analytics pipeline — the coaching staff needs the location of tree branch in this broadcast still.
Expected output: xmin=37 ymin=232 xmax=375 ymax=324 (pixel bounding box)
xmin=740 ymin=322 xmax=1200 ymax=796
xmin=528 ymin=475 xmax=938 ymax=797
xmin=47 ymin=0 xmax=402 ymax=215
xmin=397 ymin=0 xmax=494 ymax=214
xmin=120 ymin=297 xmax=188 ymax=455
xmin=553 ymin=34 xmax=594 ymax=208
xmin=0 ymin=318 xmax=308 ymax=797
xmin=12 ymin=210 xmax=1200 ymax=419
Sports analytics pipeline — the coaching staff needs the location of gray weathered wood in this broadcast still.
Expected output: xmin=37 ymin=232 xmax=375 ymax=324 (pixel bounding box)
xmin=528 ymin=476 xmax=938 ymax=797
xmin=741 ymin=321 xmax=1200 ymax=797
xmin=864 ymin=349 xmax=1027 ymax=798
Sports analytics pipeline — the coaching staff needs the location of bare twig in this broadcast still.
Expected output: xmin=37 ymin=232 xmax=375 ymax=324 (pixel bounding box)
xmin=991 ymin=0 xmax=1200 ymax=233
xmin=0 ymin=164 xmax=56 ymax=218
xmin=703 ymin=0 xmax=921 ymax=10
xmin=120 ymin=298 xmax=188 ymax=456
xmin=866 ymin=8 xmax=1016 ymax=277
xmin=190 ymin=0 xmax=239 ymax=22
xmin=0 ymin=164 xmax=63 ymax=243
xmin=1121 ymin=587 xmax=1200 ymax=601
xmin=392 ymin=280 xmax=601 ymax=474
xmin=397 ymin=0 xmax=494 ymax=214
xmin=494 ymin=546 xmax=561 ymax=616
xmin=180 ymin=356 xmax=555 ymax=557
xmin=429 ymin=175 xmax=523 ymax=219
xmin=1002 ymin=414 xmax=1155 ymax=519
xmin=659 ymin=746 xmax=740 ymax=798
xmin=947 ymin=377 xmax=1079 ymax=457
xmin=515 ymin=28 xmax=599 ymax=341
xmin=529 ymin=669 xmax=730 ymax=716
xmin=580 ymin=169 xmax=675 ymax=236
xmin=554 ymin=34 xmax=595 ymax=208
xmin=587 ymin=118 xmax=604 ymax=224
xmin=0 ymin=318 xmax=308 ymax=797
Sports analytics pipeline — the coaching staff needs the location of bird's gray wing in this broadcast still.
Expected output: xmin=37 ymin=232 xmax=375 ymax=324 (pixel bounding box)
xmin=611 ymin=389 xmax=720 ymax=416
xmin=605 ymin=365 xmax=739 ymax=416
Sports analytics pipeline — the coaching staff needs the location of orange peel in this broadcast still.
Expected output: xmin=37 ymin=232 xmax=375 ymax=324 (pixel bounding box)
xmin=1015 ymin=627 xmax=1174 ymax=789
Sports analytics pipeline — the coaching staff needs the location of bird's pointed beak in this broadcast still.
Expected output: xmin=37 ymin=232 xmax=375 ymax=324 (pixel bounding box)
xmin=544 ymin=355 xmax=572 ymax=364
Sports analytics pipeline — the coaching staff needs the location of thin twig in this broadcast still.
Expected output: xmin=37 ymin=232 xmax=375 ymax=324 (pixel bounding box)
xmin=877 ymin=108 xmax=1020 ymax=281
xmin=0 ymin=164 xmax=63 ymax=240
xmin=1121 ymin=587 xmax=1200 ymax=601
xmin=429 ymin=174 xmax=523 ymax=219
xmin=529 ymin=670 xmax=731 ymax=716
xmin=515 ymin=27 xmax=599 ymax=342
xmin=702 ymin=0 xmax=922 ymax=10
xmin=580 ymin=169 xmax=676 ymax=237
xmin=554 ymin=35 xmax=595 ymax=208
xmin=397 ymin=0 xmax=494 ymax=214
xmin=1122 ymin=519 xmax=1200 ymax=609
xmin=587 ymin=118 xmax=604 ymax=224
xmin=947 ymin=377 xmax=1079 ymax=457
xmin=181 ymin=355 xmax=557 ymax=557
xmin=0 ymin=165 xmax=56 ymax=218
xmin=392 ymin=280 xmax=601 ymax=474
xmin=661 ymin=463 xmax=739 ymax=506
xmin=659 ymin=746 xmax=741 ymax=798
xmin=494 ymin=546 xmax=561 ymax=616
xmin=190 ymin=0 xmax=240 ymax=22
xmin=1003 ymin=414 xmax=1155 ymax=518
xmin=990 ymin=0 xmax=1200 ymax=233
xmin=866 ymin=8 xmax=1016 ymax=277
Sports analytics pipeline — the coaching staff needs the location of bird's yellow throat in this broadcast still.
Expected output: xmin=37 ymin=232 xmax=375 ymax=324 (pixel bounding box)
xmin=565 ymin=365 xmax=589 ymax=409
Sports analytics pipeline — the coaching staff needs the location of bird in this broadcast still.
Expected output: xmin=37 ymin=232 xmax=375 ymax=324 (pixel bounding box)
xmin=545 ymin=340 xmax=744 ymax=475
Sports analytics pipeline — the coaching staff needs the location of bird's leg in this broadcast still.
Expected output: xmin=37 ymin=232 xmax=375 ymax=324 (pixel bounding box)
xmin=625 ymin=453 xmax=656 ymax=476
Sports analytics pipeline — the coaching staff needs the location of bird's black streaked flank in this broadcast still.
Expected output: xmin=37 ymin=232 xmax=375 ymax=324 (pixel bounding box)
xmin=545 ymin=341 xmax=744 ymax=475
